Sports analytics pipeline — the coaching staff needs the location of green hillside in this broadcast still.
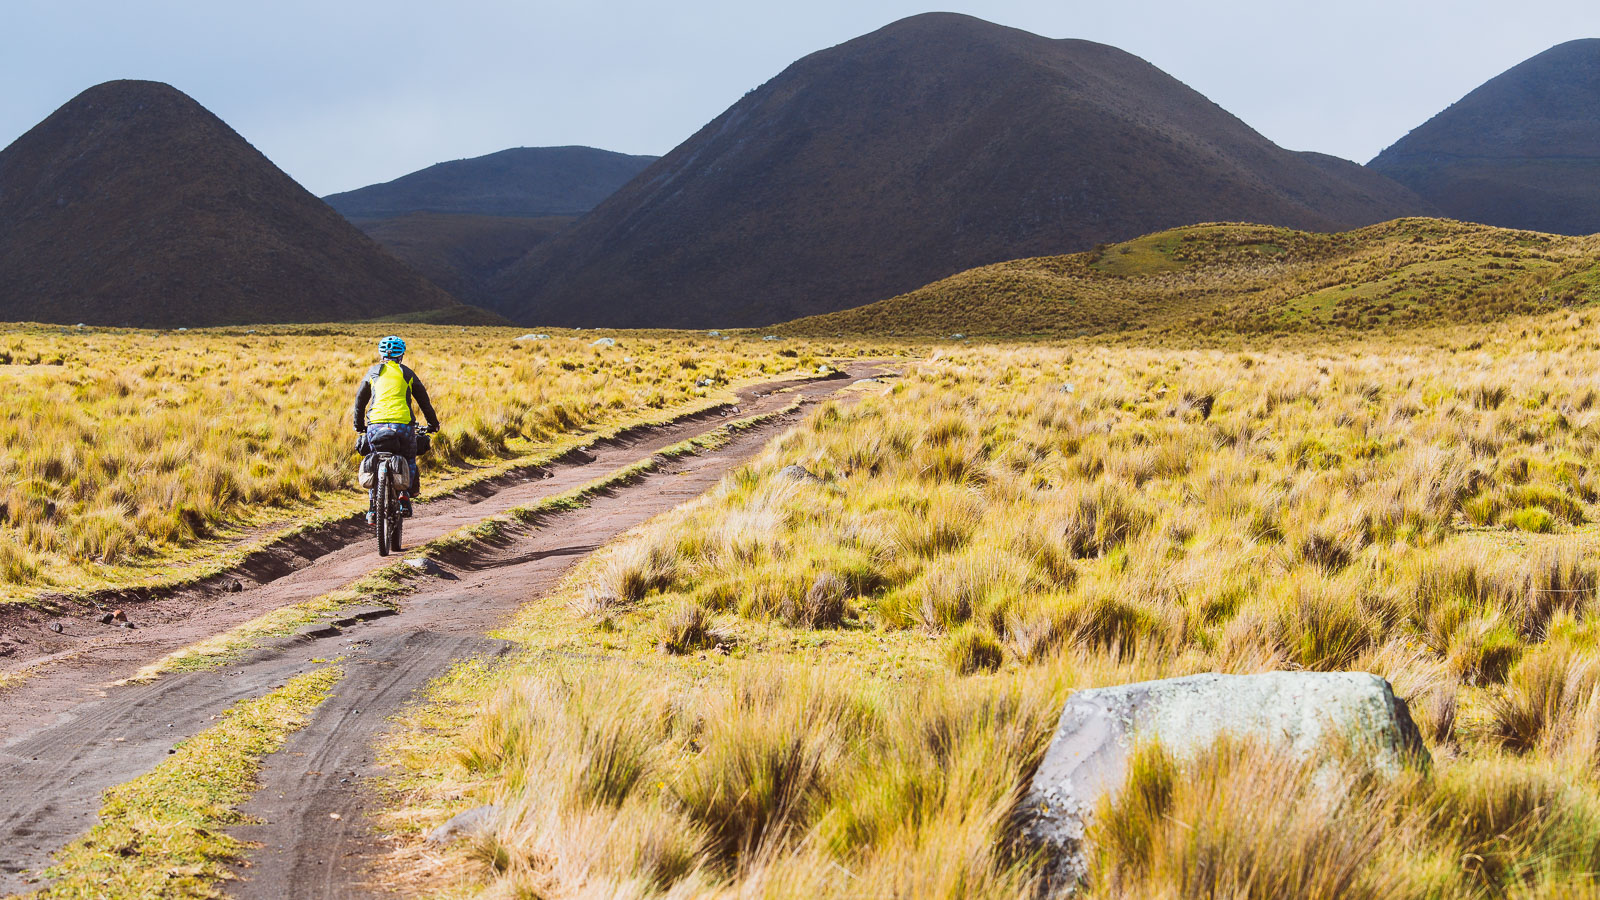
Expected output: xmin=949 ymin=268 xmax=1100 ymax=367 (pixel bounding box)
xmin=780 ymin=218 xmax=1600 ymax=337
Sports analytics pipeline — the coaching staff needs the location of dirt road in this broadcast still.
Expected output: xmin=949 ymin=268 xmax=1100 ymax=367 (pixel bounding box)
xmin=0 ymin=365 xmax=887 ymax=896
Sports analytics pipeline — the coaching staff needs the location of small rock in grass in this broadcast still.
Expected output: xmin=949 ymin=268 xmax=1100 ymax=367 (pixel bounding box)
xmin=777 ymin=464 xmax=821 ymax=483
xmin=427 ymin=804 xmax=499 ymax=845
xmin=404 ymin=557 xmax=438 ymax=574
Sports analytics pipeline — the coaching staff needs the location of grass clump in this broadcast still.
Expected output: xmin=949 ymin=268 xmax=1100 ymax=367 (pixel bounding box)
xmin=946 ymin=624 xmax=1004 ymax=674
xmin=657 ymin=600 xmax=716 ymax=654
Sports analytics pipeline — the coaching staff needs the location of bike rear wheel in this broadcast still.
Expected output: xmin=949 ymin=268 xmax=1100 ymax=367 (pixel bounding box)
xmin=375 ymin=461 xmax=392 ymax=557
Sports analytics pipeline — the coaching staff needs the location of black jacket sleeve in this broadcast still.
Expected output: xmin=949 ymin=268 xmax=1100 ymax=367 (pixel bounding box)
xmin=407 ymin=366 xmax=441 ymax=430
xmin=352 ymin=365 xmax=376 ymax=431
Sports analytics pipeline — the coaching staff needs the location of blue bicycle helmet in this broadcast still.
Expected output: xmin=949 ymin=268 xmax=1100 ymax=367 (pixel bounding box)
xmin=378 ymin=335 xmax=406 ymax=361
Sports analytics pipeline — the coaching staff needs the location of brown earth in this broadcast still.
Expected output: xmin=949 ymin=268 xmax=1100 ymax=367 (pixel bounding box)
xmin=0 ymin=365 xmax=887 ymax=896
xmin=492 ymin=12 xmax=1430 ymax=328
xmin=0 ymin=80 xmax=492 ymax=327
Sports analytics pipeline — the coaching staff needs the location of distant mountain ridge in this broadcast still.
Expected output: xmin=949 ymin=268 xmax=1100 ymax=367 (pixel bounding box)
xmin=488 ymin=12 xmax=1430 ymax=328
xmin=322 ymin=146 xmax=657 ymax=219
xmin=351 ymin=212 xmax=576 ymax=305
xmin=1370 ymin=39 xmax=1600 ymax=235
xmin=324 ymin=146 xmax=656 ymax=309
xmin=0 ymin=80 xmax=490 ymax=327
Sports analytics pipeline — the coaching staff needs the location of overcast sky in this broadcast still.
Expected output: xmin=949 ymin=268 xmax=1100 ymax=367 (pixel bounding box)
xmin=3 ymin=1 xmax=1598 ymax=196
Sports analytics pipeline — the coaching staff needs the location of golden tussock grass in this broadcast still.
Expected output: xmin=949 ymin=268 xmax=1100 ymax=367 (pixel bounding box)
xmin=0 ymin=323 xmax=885 ymax=600
xmin=385 ymin=307 xmax=1600 ymax=897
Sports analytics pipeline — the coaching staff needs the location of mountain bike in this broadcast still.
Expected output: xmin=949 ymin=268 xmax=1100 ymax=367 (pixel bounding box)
xmin=365 ymin=426 xmax=430 ymax=557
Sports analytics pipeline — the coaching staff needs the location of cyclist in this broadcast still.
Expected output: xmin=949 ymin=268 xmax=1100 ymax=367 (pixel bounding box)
xmin=353 ymin=335 xmax=440 ymax=520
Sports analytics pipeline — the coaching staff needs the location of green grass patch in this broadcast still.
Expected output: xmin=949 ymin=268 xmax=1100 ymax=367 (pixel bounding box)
xmin=32 ymin=666 xmax=343 ymax=898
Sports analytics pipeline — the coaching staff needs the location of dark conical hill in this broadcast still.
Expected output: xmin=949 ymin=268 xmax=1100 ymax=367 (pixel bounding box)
xmin=491 ymin=13 xmax=1429 ymax=328
xmin=0 ymin=80 xmax=487 ymax=327
xmin=1370 ymin=40 xmax=1600 ymax=235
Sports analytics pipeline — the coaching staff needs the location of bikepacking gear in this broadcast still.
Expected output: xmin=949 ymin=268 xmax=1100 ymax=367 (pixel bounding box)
xmin=360 ymin=424 xmax=420 ymax=492
xmin=379 ymin=335 xmax=406 ymax=361
xmin=398 ymin=493 xmax=413 ymax=517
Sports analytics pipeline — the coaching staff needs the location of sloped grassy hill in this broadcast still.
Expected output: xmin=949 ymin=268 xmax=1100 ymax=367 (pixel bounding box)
xmin=779 ymin=218 xmax=1600 ymax=337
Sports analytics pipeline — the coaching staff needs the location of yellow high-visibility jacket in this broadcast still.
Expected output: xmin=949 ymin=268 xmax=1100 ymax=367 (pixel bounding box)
xmin=353 ymin=361 xmax=440 ymax=429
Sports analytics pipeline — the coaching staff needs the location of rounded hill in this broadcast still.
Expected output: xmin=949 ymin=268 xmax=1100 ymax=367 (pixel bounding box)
xmin=493 ymin=12 xmax=1428 ymax=328
xmin=1370 ymin=39 xmax=1600 ymax=235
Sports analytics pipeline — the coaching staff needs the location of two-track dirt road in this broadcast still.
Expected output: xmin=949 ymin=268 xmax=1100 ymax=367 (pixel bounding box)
xmin=0 ymin=363 xmax=891 ymax=897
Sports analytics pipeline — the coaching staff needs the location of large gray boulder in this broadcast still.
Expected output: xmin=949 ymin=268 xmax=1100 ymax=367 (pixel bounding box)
xmin=1021 ymin=671 xmax=1426 ymax=887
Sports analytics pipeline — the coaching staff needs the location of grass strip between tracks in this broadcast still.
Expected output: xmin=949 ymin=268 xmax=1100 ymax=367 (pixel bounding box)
xmin=22 ymin=666 xmax=343 ymax=900
xmin=122 ymin=403 xmax=799 ymax=684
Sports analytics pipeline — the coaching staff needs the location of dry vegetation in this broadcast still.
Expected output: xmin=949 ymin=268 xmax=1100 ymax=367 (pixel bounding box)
xmin=781 ymin=218 xmax=1600 ymax=338
xmin=387 ymin=309 xmax=1600 ymax=898
xmin=0 ymin=323 xmax=872 ymax=601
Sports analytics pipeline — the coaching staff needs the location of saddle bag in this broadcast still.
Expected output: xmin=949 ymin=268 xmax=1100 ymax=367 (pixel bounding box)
xmin=357 ymin=453 xmax=378 ymax=490
xmin=356 ymin=454 xmax=413 ymax=491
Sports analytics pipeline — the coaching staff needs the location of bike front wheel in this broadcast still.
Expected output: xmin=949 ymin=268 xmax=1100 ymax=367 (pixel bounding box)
xmin=375 ymin=461 xmax=392 ymax=557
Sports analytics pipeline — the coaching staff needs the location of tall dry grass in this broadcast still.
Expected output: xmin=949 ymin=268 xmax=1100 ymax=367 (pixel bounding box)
xmin=397 ymin=312 xmax=1600 ymax=896
xmin=0 ymin=324 xmax=867 ymax=596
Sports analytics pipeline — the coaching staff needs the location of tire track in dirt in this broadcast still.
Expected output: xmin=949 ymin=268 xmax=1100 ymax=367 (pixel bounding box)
xmin=0 ymin=365 xmax=890 ymax=896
